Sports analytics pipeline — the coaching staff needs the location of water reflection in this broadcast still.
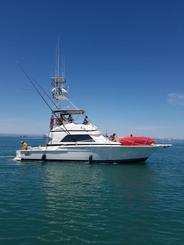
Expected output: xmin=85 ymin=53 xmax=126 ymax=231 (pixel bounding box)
xmin=37 ymin=162 xmax=156 ymax=243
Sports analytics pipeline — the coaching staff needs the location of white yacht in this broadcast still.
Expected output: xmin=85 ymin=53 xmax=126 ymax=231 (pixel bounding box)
xmin=15 ymin=64 xmax=170 ymax=163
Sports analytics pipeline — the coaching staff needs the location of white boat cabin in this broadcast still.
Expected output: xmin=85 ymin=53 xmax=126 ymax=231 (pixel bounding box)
xmin=48 ymin=109 xmax=112 ymax=146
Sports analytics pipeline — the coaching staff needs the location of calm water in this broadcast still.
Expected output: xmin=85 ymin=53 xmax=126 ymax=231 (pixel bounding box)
xmin=0 ymin=136 xmax=184 ymax=245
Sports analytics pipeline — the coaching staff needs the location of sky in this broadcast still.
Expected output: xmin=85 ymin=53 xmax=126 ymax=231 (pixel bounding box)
xmin=0 ymin=0 xmax=184 ymax=138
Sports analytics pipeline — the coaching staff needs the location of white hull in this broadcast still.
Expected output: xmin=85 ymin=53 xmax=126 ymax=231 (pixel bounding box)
xmin=15 ymin=144 xmax=165 ymax=163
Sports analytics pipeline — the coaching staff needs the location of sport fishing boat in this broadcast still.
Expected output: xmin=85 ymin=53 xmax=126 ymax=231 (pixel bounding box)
xmin=15 ymin=61 xmax=171 ymax=163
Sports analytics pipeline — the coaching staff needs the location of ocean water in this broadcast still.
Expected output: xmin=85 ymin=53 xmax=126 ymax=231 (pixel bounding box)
xmin=0 ymin=136 xmax=184 ymax=245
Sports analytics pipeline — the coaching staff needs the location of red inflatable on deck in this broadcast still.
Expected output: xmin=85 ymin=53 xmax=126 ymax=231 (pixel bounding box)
xmin=119 ymin=136 xmax=155 ymax=146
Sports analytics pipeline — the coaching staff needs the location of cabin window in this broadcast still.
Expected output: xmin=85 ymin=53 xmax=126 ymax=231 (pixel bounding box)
xmin=61 ymin=134 xmax=94 ymax=142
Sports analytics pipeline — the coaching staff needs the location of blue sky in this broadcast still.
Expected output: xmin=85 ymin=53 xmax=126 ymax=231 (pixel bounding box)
xmin=0 ymin=0 xmax=184 ymax=137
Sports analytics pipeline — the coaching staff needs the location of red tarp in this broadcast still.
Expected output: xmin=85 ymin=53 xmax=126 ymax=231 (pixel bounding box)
xmin=119 ymin=136 xmax=155 ymax=146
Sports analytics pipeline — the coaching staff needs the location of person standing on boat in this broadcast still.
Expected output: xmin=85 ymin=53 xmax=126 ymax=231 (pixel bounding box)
xmin=21 ymin=141 xmax=28 ymax=150
xmin=68 ymin=114 xmax=73 ymax=123
xmin=110 ymin=133 xmax=117 ymax=142
xmin=50 ymin=114 xmax=54 ymax=129
xmin=57 ymin=114 xmax=63 ymax=125
xmin=83 ymin=116 xmax=89 ymax=125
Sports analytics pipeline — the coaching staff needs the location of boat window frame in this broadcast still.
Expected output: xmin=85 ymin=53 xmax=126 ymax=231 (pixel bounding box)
xmin=61 ymin=134 xmax=95 ymax=142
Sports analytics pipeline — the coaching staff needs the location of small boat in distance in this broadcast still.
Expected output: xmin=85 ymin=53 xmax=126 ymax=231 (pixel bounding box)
xmin=15 ymin=54 xmax=171 ymax=163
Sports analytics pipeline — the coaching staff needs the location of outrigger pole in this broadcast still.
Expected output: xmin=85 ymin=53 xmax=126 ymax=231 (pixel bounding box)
xmin=18 ymin=63 xmax=53 ymax=111
xmin=18 ymin=63 xmax=77 ymax=143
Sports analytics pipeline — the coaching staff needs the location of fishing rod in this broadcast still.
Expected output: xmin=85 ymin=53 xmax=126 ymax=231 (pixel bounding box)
xmin=19 ymin=63 xmax=59 ymax=109
xmin=32 ymin=77 xmax=58 ymax=109
xmin=18 ymin=63 xmax=53 ymax=111
xmin=18 ymin=63 xmax=77 ymax=143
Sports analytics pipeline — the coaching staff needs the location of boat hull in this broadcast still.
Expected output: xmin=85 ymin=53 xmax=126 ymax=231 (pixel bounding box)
xmin=15 ymin=144 xmax=161 ymax=163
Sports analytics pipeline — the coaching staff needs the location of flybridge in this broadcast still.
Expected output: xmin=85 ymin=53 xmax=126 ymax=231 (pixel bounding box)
xmin=52 ymin=109 xmax=85 ymax=115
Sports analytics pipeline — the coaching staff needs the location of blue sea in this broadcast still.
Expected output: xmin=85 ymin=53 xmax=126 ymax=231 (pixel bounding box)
xmin=0 ymin=136 xmax=184 ymax=244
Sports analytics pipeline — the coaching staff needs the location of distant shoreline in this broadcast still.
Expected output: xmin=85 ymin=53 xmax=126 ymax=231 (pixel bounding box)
xmin=0 ymin=134 xmax=183 ymax=141
xmin=0 ymin=133 xmax=47 ymax=137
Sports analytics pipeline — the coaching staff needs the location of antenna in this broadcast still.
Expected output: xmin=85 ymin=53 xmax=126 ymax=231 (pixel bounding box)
xmin=62 ymin=55 xmax=65 ymax=77
xmin=51 ymin=39 xmax=70 ymax=103
xmin=55 ymin=38 xmax=64 ymax=77
xmin=57 ymin=38 xmax=60 ymax=76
